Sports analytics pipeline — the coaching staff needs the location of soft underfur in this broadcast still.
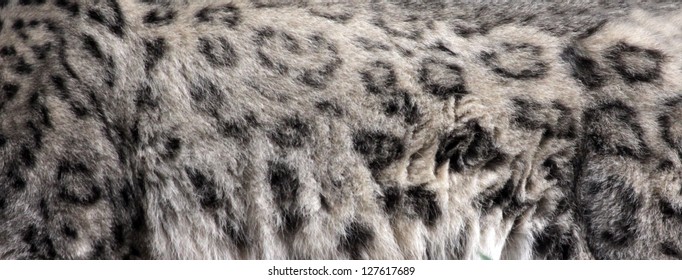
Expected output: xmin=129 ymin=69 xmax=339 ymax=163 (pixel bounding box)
xmin=0 ymin=0 xmax=681 ymax=260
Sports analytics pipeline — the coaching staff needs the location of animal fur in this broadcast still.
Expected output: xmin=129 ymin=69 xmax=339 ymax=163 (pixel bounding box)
xmin=0 ymin=0 xmax=681 ymax=259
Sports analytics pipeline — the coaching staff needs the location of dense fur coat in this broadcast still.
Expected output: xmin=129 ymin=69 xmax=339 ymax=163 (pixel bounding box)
xmin=0 ymin=0 xmax=681 ymax=259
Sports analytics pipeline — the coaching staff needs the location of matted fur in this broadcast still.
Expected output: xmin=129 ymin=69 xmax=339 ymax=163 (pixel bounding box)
xmin=0 ymin=0 xmax=681 ymax=259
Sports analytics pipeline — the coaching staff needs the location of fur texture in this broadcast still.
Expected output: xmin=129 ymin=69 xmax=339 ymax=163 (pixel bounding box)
xmin=0 ymin=0 xmax=681 ymax=259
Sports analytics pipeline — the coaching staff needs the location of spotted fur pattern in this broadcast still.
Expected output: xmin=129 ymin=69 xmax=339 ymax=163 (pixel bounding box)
xmin=1 ymin=0 xmax=682 ymax=259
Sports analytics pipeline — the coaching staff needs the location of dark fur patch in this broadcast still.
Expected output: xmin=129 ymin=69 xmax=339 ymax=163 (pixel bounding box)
xmin=2 ymin=83 xmax=19 ymax=99
xmin=143 ymin=37 xmax=166 ymax=73
xmin=419 ymin=59 xmax=468 ymax=100
xmin=583 ymin=101 xmax=649 ymax=159
xmin=55 ymin=0 xmax=80 ymax=16
xmin=309 ymin=8 xmax=353 ymax=23
xmin=15 ymin=57 xmax=33 ymax=75
xmin=560 ymin=44 xmax=604 ymax=89
xmin=198 ymin=36 xmax=238 ymax=68
xmin=143 ymin=8 xmax=176 ymax=26
xmin=339 ymin=221 xmax=374 ymax=260
xmin=22 ymin=225 xmax=57 ymax=259
xmin=435 ymin=121 xmax=502 ymax=172
xmin=185 ymin=167 xmax=221 ymax=209
xmin=361 ymin=61 xmax=396 ymax=95
xmin=195 ymin=4 xmax=241 ymax=27
xmin=270 ymin=117 xmax=311 ymax=148
xmin=406 ymin=185 xmax=441 ymax=226
xmin=315 ymin=101 xmax=344 ymax=116
xmin=268 ymin=161 xmax=303 ymax=235
xmin=82 ymin=35 xmax=105 ymax=60
xmin=62 ymin=224 xmax=78 ymax=239
xmin=659 ymin=199 xmax=682 ymax=222
xmin=481 ymin=43 xmax=548 ymax=79
xmin=381 ymin=185 xmax=402 ymax=214
xmin=86 ymin=0 xmax=126 ymax=37
xmin=57 ymin=161 xmax=102 ymax=205
xmin=660 ymin=242 xmax=682 ymax=259
xmin=353 ymin=130 xmax=405 ymax=173
xmin=0 ymin=45 xmax=16 ymax=57
xmin=30 ymin=42 xmax=52 ymax=60
xmin=605 ymin=42 xmax=664 ymax=83
xmin=18 ymin=0 xmax=47 ymax=5
xmin=19 ymin=146 xmax=36 ymax=167
xmin=582 ymin=175 xmax=641 ymax=256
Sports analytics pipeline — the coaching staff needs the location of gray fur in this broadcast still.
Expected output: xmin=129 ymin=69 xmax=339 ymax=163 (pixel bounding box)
xmin=0 ymin=0 xmax=681 ymax=259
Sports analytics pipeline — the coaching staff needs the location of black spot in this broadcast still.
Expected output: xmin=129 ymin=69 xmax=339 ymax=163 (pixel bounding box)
xmin=86 ymin=0 xmax=126 ymax=37
xmin=2 ymin=83 xmax=19 ymax=99
xmin=660 ymin=242 xmax=682 ymax=259
xmin=188 ymin=78 xmax=221 ymax=103
xmin=31 ymin=43 xmax=52 ymax=60
xmin=15 ymin=57 xmax=33 ymax=75
xmin=361 ymin=61 xmax=396 ymax=95
xmin=0 ymin=0 xmax=7 ymax=8
xmin=7 ymin=165 xmax=26 ymax=190
xmin=55 ymin=0 xmax=80 ymax=16
xmin=340 ymin=221 xmax=374 ymax=260
xmin=582 ymin=175 xmax=640 ymax=253
xmin=560 ymin=45 xmax=604 ymax=89
xmin=0 ymin=45 xmax=17 ymax=57
xmin=269 ymin=117 xmax=311 ymax=148
xmin=419 ymin=60 xmax=468 ymax=100
xmin=268 ymin=161 xmax=303 ymax=234
xmin=299 ymin=57 xmax=341 ymax=89
xmin=511 ymin=98 xmax=546 ymax=131
xmin=583 ymin=101 xmax=649 ymax=159
xmin=659 ymin=96 xmax=682 ymax=161
xmin=657 ymin=159 xmax=675 ymax=171
xmin=0 ymin=133 xmax=6 ymax=147
xmin=12 ymin=19 xmax=25 ymax=30
xmin=51 ymin=75 xmax=67 ymax=94
xmin=433 ymin=41 xmax=458 ymax=56
xmin=143 ymin=8 xmax=176 ymax=26
xmin=62 ymin=224 xmax=78 ymax=239
xmin=435 ymin=121 xmax=502 ymax=172
xmin=143 ymin=37 xmax=166 ymax=73
xmin=309 ymin=8 xmax=353 ymax=23
xmin=315 ymin=100 xmax=343 ymax=116
xmin=406 ymin=185 xmax=441 ymax=226
xmin=381 ymin=185 xmax=402 ymax=214
xmin=198 ymin=36 xmax=238 ymax=67
xmin=659 ymin=199 xmax=682 ymax=221
xmin=19 ymin=0 xmax=46 ymax=5
xmin=70 ymin=102 xmax=89 ymax=118
xmin=319 ymin=194 xmax=330 ymax=212
xmin=185 ymin=167 xmax=221 ymax=209
xmin=532 ymin=224 xmax=574 ymax=259
xmin=481 ymin=43 xmax=548 ymax=79
xmin=268 ymin=161 xmax=300 ymax=205
xmin=195 ymin=4 xmax=241 ymax=27
xmin=605 ymin=42 xmax=664 ymax=83
xmin=39 ymin=198 xmax=49 ymax=220
xmin=22 ymin=225 xmax=57 ymax=259
xmin=27 ymin=121 xmax=43 ymax=148
xmin=19 ymin=146 xmax=35 ymax=167
xmin=163 ymin=137 xmax=181 ymax=160
xmin=57 ymin=161 xmax=102 ymax=205
xmin=134 ymin=84 xmax=158 ymax=109
xmin=219 ymin=115 xmax=257 ymax=144
xmin=353 ymin=130 xmax=405 ymax=173
xmin=511 ymin=98 xmax=577 ymax=140
xmin=82 ymin=35 xmax=105 ymax=60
